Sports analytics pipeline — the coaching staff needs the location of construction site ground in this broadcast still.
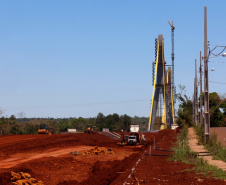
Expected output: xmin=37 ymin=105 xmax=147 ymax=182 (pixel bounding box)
xmin=0 ymin=130 xmax=226 ymax=185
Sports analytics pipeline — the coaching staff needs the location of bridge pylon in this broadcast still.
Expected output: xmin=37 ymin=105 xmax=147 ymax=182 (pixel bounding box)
xmin=148 ymin=35 xmax=175 ymax=131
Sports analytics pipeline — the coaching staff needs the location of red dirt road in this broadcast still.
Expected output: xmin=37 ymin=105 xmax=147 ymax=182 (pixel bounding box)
xmin=0 ymin=131 xmax=226 ymax=185
xmin=0 ymin=146 xmax=92 ymax=169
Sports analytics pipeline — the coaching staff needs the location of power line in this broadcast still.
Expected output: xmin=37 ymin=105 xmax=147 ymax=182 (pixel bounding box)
xmin=209 ymin=61 xmax=226 ymax=63
xmin=209 ymin=80 xmax=226 ymax=85
xmin=1 ymin=99 xmax=151 ymax=110
xmin=210 ymin=45 xmax=226 ymax=47
xmin=209 ymin=45 xmax=226 ymax=57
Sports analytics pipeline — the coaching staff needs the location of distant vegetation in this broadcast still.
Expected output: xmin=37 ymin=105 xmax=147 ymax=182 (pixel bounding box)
xmin=176 ymin=85 xmax=226 ymax=127
xmin=0 ymin=113 xmax=149 ymax=135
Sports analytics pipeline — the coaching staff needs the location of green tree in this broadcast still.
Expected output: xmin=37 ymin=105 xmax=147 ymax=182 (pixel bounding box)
xmin=9 ymin=115 xmax=17 ymax=125
xmin=24 ymin=123 xmax=39 ymax=134
xmin=71 ymin=117 xmax=87 ymax=131
xmin=112 ymin=113 xmax=120 ymax=122
xmin=10 ymin=124 xmax=23 ymax=134
xmin=120 ymin=114 xmax=131 ymax=131
xmin=105 ymin=114 xmax=116 ymax=131
xmin=176 ymin=85 xmax=193 ymax=126
xmin=199 ymin=92 xmax=226 ymax=127
xmin=48 ymin=120 xmax=59 ymax=134
xmin=58 ymin=120 xmax=72 ymax=132
xmin=209 ymin=92 xmax=225 ymax=127
xmin=95 ymin=112 xmax=105 ymax=131
xmin=0 ymin=117 xmax=7 ymax=135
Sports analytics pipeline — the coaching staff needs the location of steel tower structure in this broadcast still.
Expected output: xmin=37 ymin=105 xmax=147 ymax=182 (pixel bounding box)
xmin=148 ymin=35 xmax=175 ymax=131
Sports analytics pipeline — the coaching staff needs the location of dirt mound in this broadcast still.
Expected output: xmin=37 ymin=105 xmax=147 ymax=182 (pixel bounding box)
xmin=82 ymin=146 xmax=114 ymax=155
xmin=11 ymin=171 xmax=43 ymax=185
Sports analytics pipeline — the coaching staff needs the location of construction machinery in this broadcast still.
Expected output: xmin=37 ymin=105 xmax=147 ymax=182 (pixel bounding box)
xmin=128 ymin=132 xmax=146 ymax=146
xmin=84 ymin=124 xmax=98 ymax=134
xmin=38 ymin=124 xmax=51 ymax=134
xmin=118 ymin=125 xmax=145 ymax=146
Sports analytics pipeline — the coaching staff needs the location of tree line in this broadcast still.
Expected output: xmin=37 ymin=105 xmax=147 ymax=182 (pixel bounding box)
xmin=0 ymin=113 xmax=148 ymax=135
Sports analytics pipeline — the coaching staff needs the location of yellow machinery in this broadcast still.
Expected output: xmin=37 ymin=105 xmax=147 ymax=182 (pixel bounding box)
xmin=84 ymin=124 xmax=97 ymax=134
xmin=38 ymin=124 xmax=51 ymax=134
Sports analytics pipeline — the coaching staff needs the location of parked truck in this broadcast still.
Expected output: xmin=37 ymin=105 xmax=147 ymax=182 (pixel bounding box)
xmin=118 ymin=125 xmax=145 ymax=146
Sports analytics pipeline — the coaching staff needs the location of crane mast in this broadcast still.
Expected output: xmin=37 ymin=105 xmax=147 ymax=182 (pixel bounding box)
xmin=168 ymin=21 xmax=175 ymax=104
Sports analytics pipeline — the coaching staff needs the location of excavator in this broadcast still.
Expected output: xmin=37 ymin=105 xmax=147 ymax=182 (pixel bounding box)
xmin=84 ymin=124 xmax=98 ymax=134
xmin=38 ymin=124 xmax=51 ymax=134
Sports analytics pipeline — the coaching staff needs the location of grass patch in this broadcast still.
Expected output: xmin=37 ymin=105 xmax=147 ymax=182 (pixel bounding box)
xmin=170 ymin=125 xmax=226 ymax=180
xmin=195 ymin=158 xmax=226 ymax=179
xmin=170 ymin=125 xmax=198 ymax=164
xmin=194 ymin=124 xmax=226 ymax=162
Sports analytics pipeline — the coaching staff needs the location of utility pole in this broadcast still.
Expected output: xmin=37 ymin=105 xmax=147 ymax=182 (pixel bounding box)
xmin=168 ymin=21 xmax=176 ymax=109
xmin=195 ymin=59 xmax=198 ymax=125
xmin=204 ymin=6 xmax=210 ymax=143
xmin=193 ymin=83 xmax=195 ymax=123
xmin=200 ymin=51 xmax=203 ymax=125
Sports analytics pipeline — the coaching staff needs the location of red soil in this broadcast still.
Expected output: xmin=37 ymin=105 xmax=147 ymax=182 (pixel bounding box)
xmin=0 ymin=133 xmax=118 ymax=158
xmin=0 ymin=130 xmax=225 ymax=185
xmin=114 ymin=129 xmax=226 ymax=185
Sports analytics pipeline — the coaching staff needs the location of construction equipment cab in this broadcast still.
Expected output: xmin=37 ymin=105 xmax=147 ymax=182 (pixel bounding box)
xmin=38 ymin=124 xmax=51 ymax=134
xmin=84 ymin=124 xmax=97 ymax=134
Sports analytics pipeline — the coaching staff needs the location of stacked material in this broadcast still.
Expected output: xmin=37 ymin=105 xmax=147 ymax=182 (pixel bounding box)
xmin=11 ymin=172 xmax=43 ymax=185
xmin=82 ymin=146 xmax=114 ymax=155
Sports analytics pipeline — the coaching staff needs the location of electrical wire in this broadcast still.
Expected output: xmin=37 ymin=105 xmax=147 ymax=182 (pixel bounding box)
xmin=209 ymin=80 xmax=226 ymax=85
xmin=208 ymin=61 xmax=226 ymax=63
xmin=209 ymin=45 xmax=226 ymax=57
xmin=1 ymin=99 xmax=151 ymax=110
xmin=210 ymin=45 xmax=226 ymax=47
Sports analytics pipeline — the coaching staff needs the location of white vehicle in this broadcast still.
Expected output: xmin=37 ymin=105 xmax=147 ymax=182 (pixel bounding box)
xmin=68 ymin=129 xmax=77 ymax=133
xmin=128 ymin=135 xmax=137 ymax=145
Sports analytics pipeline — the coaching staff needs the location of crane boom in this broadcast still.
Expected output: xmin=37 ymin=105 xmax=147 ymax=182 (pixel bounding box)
xmin=168 ymin=21 xmax=175 ymax=30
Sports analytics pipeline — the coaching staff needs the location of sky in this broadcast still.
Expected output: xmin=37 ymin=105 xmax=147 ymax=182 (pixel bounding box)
xmin=0 ymin=1 xmax=226 ymax=118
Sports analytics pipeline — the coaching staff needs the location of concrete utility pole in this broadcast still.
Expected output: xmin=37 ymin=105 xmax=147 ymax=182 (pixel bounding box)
xmin=193 ymin=92 xmax=195 ymax=123
xmin=204 ymin=6 xmax=210 ymax=143
xmin=200 ymin=51 xmax=203 ymax=125
xmin=195 ymin=59 xmax=198 ymax=125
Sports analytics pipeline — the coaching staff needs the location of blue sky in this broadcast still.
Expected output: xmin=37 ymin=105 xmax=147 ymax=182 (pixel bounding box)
xmin=0 ymin=1 xmax=226 ymax=118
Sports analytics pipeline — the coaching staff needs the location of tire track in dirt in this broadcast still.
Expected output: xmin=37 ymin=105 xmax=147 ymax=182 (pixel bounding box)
xmin=0 ymin=146 xmax=92 ymax=169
